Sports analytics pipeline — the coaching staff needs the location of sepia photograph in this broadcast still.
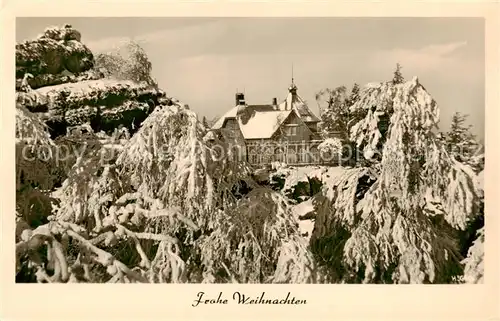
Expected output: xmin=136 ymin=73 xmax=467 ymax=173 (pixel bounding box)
xmin=14 ymin=16 xmax=486 ymax=286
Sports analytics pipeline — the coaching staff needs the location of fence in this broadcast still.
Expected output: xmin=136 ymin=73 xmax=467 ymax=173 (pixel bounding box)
xmin=246 ymin=139 xmax=341 ymax=166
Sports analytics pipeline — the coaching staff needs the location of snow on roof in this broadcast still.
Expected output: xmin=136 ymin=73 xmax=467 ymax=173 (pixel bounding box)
xmin=211 ymin=106 xmax=293 ymax=139
xmin=212 ymin=82 xmax=320 ymax=137
xmin=239 ymin=109 xmax=292 ymax=139
xmin=212 ymin=104 xmax=277 ymax=130
xmin=212 ymin=106 xmax=237 ymax=129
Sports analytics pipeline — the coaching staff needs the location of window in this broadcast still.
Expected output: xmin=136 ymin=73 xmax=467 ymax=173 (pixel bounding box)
xmin=284 ymin=125 xmax=298 ymax=136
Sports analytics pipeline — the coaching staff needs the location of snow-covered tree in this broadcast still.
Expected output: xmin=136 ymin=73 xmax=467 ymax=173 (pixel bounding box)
xmin=316 ymin=84 xmax=362 ymax=140
xmin=392 ymin=63 xmax=405 ymax=85
xmin=16 ymin=104 xmax=57 ymax=231
xmin=94 ymin=40 xmax=156 ymax=87
xmin=201 ymin=116 xmax=209 ymax=128
xmin=15 ymin=97 xmax=259 ymax=283
xmin=16 ymin=24 xmax=485 ymax=285
xmin=311 ymin=77 xmax=483 ymax=283
xmin=198 ymin=187 xmax=319 ymax=283
xmin=461 ymin=223 xmax=484 ymax=284
xmin=346 ymin=83 xmax=360 ymax=106
xmin=442 ymin=112 xmax=483 ymax=172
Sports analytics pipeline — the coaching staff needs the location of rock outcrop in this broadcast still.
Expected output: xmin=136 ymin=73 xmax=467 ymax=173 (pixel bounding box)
xmin=16 ymin=24 xmax=168 ymax=138
xmin=16 ymin=24 xmax=93 ymax=80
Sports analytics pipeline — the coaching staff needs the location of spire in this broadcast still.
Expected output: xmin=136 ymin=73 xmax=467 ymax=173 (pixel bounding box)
xmin=288 ymin=63 xmax=297 ymax=94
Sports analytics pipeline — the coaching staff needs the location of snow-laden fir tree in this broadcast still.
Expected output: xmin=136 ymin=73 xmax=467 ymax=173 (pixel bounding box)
xmin=316 ymin=83 xmax=362 ymax=140
xmin=311 ymin=76 xmax=483 ymax=283
xmin=201 ymin=116 xmax=210 ymax=128
xmin=16 ymin=96 xmax=258 ymax=283
xmin=16 ymin=104 xmax=57 ymax=229
xmin=392 ymin=63 xmax=405 ymax=85
xmin=198 ymin=187 xmax=320 ymax=283
xmin=443 ymin=112 xmax=483 ymax=173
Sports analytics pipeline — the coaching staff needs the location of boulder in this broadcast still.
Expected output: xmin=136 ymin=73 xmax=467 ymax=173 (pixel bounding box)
xmin=16 ymin=25 xmax=169 ymax=138
xmin=38 ymin=24 xmax=82 ymax=42
xmin=16 ymin=25 xmax=94 ymax=79
xmin=63 ymin=40 xmax=94 ymax=73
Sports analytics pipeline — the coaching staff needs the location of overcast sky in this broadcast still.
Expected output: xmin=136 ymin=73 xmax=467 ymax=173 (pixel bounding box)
xmin=16 ymin=17 xmax=485 ymax=139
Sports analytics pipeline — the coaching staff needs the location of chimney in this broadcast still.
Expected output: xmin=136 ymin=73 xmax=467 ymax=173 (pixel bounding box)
xmin=272 ymin=97 xmax=277 ymax=109
xmin=235 ymin=92 xmax=245 ymax=106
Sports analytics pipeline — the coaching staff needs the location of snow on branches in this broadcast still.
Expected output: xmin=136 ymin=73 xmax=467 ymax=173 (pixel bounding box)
xmin=93 ymin=40 xmax=156 ymax=86
xmin=198 ymin=187 xmax=318 ymax=283
xmin=461 ymin=227 xmax=484 ymax=283
xmin=311 ymin=77 xmax=482 ymax=283
xmin=15 ymin=27 xmax=485 ymax=284
xmin=318 ymin=138 xmax=343 ymax=156
xmin=117 ymin=103 xmax=217 ymax=232
xmin=16 ymin=104 xmax=54 ymax=147
xmin=15 ymin=104 xmax=55 ymax=189
xmin=16 ymin=104 xmax=58 ymax=227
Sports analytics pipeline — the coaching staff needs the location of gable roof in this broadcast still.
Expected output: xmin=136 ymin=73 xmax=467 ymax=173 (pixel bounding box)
xmin=212 ymin=106 xmax=297 ymax=139
xmin=239 ymin=109 xmax=293 ymax=139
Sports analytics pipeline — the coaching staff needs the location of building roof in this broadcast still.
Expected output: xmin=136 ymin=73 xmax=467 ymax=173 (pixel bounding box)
xmin=239 ymin=109 xmax=293 ymax=139
xmin=212 ymin=104 xmax=274 ymax=128
xmin=212 ymin=81 xmax=320 ymax=138
xmin=245 ymin=104 xmax=276 ymax=112
xmin=213 ymin=106 xmax=294 ymax=139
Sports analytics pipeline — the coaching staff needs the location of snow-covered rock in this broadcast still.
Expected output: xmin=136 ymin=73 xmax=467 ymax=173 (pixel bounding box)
xmin=15 ymin=25 xmax=168 ymax=138
xmin=16 ymin=24 xmax=93 ymax=78
xmin=15 ymin=69 xmax=104 ymax=91
xmin=16 ymin=76 xmax=167 ymax=137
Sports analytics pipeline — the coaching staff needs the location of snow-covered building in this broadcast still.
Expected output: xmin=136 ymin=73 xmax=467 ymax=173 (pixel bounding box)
xmin=211 ymin=81 xmax=327 ymax=165
xmin=212 ymin=81 xmax=321 ymax=141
